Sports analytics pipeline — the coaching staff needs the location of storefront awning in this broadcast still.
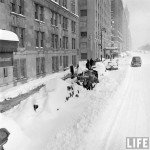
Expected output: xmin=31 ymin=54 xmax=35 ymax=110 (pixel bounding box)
xmin=0 ymin=29 xmax=19 ymax=42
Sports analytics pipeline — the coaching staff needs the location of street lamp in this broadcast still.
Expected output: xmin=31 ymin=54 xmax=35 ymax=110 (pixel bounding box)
xmin=100 ymin=27 xmax=106 ymax=61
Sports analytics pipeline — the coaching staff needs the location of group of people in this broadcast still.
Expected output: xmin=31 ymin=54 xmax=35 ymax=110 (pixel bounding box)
xmin=86 ymin=58 xmax=95 ymax=70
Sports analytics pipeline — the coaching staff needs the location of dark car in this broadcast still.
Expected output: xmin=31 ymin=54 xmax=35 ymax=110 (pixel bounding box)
xmin=131 ymin=56 xmax=142 ymax=67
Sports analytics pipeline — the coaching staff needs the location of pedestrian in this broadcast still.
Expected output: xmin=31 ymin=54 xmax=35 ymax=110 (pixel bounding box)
xmin=90 ymin=58 xmax=94 ymax=67
xmin=86 ymin=59 xmax=90 ymax=70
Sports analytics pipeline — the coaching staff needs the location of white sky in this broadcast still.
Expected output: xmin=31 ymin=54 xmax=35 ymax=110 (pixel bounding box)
xmin=123 ymin=0 xmax=150 ymax=50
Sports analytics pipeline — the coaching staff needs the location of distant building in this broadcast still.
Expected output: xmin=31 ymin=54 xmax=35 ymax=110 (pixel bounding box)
xmin=122 ymin=6 xmax=131 ymax=51
xmin=0 ymin=0 xmax=79 ymax=90
xmin=111 ymin=0 xmax=132 ymax=52
xmin=111 ymin=0 xmax=124 ymax=53
xmin=78 ymin=0 xmax=112 ymax=60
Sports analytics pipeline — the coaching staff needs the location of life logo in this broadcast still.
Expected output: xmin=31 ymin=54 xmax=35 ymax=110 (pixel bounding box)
xmin=126 ymin=137 xmax=149 ymax=149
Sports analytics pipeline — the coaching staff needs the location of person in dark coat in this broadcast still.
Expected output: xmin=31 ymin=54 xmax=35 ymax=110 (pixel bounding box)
xmin=90 ymin=58 xmax=94 ymax=67
xmin=86 ymin=59 xmax=90 ymax=70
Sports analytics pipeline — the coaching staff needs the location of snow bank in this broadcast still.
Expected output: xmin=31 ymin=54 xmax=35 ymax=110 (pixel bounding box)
xmin=94 ymin=62 xmax=107 ymax=78
xmin=0 ymin=57 xmax=130 ymax=150
xmin=0 ymin=70 xmax=70 ymax=101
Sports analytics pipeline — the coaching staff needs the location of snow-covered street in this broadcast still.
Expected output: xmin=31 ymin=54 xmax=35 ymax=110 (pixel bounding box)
xmin=1 ymin=53 xmax=150 ymax=150
xmin=82 ymin=53 xmax=150 ymax=150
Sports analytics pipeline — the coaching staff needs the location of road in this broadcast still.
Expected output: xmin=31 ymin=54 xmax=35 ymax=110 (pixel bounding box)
xmin=82 ymin=53 xmax=150 ymax=150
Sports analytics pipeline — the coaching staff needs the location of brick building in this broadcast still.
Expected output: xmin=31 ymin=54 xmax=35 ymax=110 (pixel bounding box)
xmin=78 ymin=0 xmax=112 ymax=60
xmin=0 ymin=0 xmax=79 ymax=89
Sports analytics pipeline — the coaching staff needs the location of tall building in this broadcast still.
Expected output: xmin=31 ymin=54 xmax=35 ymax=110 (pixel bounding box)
xmin=122 ymin=6 xmax=131 ymax=51
xmin=79 ymin=0 xmax=112 ymax=60
xmin=111 ymin=0 xmax=124 ymax=52
xmin=0 ymin=0 xmax=79 ymax=89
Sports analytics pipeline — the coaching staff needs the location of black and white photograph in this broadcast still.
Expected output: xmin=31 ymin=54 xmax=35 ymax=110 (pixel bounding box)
xmin=0 ymin=0 xmax=150 ymax=149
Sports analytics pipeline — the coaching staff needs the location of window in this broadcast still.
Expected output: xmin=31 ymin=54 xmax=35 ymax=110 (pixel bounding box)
xmin=36 ymin=57 xmax=40 ymax=75
xmin=80 ymin=10 xmax=87 ymax=16
xmin=40 ymin=6 xmax=44 ymax=21
xmin=72 ymin=38 xmax=76 ymax=49
xmin=35 ymin=3 xmax=44 ymax=21
xmin=52 ymin=56 xmax=59 ymax=72
xmin=35 ymin=31 xmax=39 ymax=47
xmin=63 ymin=56 xmax=68 ymax=68
xmin=35 ymin=31 xmax=45 ymax=48
xmin=3 ymin=68 xmax=8 ymax=78
xmin=19 ymin=27 xmax=25 ymax=47
xmin=62 ymin=0 xmax=67 ymax=8
xmin=13 ymin=59 xmax=27 ymax=80
xmin=81 ymin=53 xmax=87 ymax=59
xmin=60 ymin=38 xmax=61 ymax=48
xmin=52 ymin=34 xmax=58 ymax=49
xmin=71 ymin=21 xmax=76 ymax=33
xmin=11 ymin=0 xmax=24 ymax=14
xmin=63 ymin=36 xmax=68 ymax=49
xmin=81 ymin=32 xmax=87 ymax=38
xmin=18 ymin=0 xmax=24 ymax=15
xmin=35 ymin=3 xmax=39 ymax=19
xmin=59 ymin=14 xmax=61 ymax=24
xmin=41 ymin=32 xmax=44 ymax=47
xmin=36 ymin=57 xmax=45 ymax=76
xmin=51 ymin=11 xmax=58 ymax=26
xmin=72 ymin=55 xmax=76 ymax=67
xmin=0 ymin=0 xmax=4 ymax=3
xmin=62 ymin=17 xmax=68 ymax=30
xmin=11 ymin=26 xmax=25 ymax=47
xmin=60 ymin=56 xmax=62 ymax=66
xmin=20 ymin=59 xmax=26 ymax=78
xmin=11 ymin=0 xmax=16 ymax=12
xmin=13 ymin=59 xmax=19 ymax=80
xmin=41 ymin=57 xmax=45 ymax=74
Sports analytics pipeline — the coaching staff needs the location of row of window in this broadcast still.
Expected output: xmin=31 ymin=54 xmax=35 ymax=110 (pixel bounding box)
xmin=51 ymin=11 xmax=76 ymax=32
xmin=4 ymin=55 xmax=76 ymax=80
xmin=53 ymin=0 xmax=75 ymax=14
xmin=10 ymin=1 xmax=75 ymax=23
xmin=52 ymin=55 xmax=76 ymax=72
xmin=11 ymin=0 xmax=24 ymax=15
xmin=10 ymin=4 xmax=76 ymax=48
xmin=11 ymin=26 xmax=76 ymax=49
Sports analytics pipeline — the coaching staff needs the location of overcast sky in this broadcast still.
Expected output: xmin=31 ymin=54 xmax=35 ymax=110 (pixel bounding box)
xmin=123 ymin=0 xmax=150 ymax=50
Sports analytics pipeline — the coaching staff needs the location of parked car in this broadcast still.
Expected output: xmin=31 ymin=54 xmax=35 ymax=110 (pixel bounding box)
xmin=131 ymin=56 xmax=142 ymax=67
xmin=106 ymin=60 xmax=119 ymax=70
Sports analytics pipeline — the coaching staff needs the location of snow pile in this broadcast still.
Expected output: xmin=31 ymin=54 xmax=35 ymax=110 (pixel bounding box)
xmin=94 ymin=62 xmax=107 ymax=77
xmin=0 ymin=70 xmax=71 ymax=101
xmin=79 ymin=61 xmax=87 ymax=72
xmin=0 ymin=57 xmax=130 ymax=150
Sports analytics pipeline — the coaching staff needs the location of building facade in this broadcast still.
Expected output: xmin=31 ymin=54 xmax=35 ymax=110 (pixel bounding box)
xmin=0 ymin=0 xmax=79 ymax=89
xmin=79 ymin=0 xmax=112 ymax=60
